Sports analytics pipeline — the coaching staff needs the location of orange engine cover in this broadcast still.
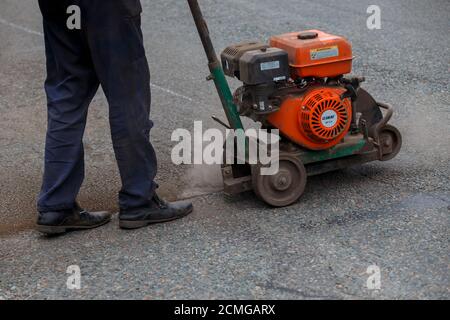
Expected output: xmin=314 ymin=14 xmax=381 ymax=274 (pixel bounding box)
xmin=270 ymin=30 xmax=352 ymax=78
xmin=267 ymin=87 xmax=352 ymax=150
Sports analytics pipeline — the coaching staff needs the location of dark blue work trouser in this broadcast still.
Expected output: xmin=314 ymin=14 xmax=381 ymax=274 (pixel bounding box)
xmin=37 ymin=0 xmax=157 ymax=212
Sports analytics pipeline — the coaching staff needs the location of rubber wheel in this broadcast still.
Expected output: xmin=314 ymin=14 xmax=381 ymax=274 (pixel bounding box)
xmin=379 ymin=125 xmax=402 ymax=161
xmin=251 ymin=154 xmax=307 ymax=207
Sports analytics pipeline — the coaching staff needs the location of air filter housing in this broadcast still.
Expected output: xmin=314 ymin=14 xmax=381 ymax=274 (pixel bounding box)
xmin=221 ymin=42 xmax=269 ymax=79
xmin=221 ymin=42 xmax=289 ymax=85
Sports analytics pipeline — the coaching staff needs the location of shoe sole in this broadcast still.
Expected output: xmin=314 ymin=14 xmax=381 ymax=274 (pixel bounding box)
xmin=36 ymin=218 xmax=111 ymax=235
xmin=119 ymin=208 xmax=193 ymax=230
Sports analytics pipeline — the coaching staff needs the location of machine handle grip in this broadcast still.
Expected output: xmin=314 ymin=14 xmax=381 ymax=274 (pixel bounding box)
xmin=187 ymin=0 xmax=218 ymax=64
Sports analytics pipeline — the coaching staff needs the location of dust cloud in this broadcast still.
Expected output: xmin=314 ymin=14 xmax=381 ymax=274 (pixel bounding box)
xmin=180 ymin=164 xmax=223 ymax=198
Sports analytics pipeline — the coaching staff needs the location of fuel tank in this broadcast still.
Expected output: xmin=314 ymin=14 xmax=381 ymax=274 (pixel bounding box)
xmin=270 ymin=30 xmax=353 ymax=78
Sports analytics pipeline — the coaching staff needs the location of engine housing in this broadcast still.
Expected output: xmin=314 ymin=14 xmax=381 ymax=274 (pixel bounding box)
xmin=221 ymin=30 xmax=357 ymax=151
xmin=267 ymin=87 xmax=352 ymax=150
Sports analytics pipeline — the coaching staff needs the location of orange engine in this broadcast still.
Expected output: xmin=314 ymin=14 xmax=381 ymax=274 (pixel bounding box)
xmin=267 ymin=87 xmax=352 ymax=150
xmin=221 ymin=30 xmax=356 ymax=150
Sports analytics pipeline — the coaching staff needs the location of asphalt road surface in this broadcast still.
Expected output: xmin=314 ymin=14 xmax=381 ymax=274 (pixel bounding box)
xmin=0 ymin=0 xmax=449 ymax=299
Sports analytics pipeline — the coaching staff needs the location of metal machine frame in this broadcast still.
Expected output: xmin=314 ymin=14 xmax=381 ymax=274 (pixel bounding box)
xmin=187 ymin=0 xmax=401 ymax=206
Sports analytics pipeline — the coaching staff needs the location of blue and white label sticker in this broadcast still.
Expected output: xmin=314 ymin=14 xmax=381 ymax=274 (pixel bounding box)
xmin=321 ymin=110 xmax=338 ymax=128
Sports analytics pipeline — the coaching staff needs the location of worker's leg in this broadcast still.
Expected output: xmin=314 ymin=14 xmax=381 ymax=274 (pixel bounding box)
xmin=37 ymin=0 xmax=100 ymax=212
xmin=83 ymin=0 xmax=157 ymax=211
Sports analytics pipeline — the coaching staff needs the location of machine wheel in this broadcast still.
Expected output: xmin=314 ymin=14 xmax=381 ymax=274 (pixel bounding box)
xmin=251 ymin=153 xmax=307 ymax=207
xmin=379 ymin=125 xmax=402 ymax=161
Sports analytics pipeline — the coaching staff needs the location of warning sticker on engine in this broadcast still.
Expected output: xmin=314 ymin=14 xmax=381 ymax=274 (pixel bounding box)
xmin=310 ymin=46 xmax=339 ymax=60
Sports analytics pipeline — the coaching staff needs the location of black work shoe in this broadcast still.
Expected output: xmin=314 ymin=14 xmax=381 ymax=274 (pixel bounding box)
xmin=119 ymin=194 xmax=193 ymax=230
xmin=36 ymin=204 xmax=111 ymax=235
